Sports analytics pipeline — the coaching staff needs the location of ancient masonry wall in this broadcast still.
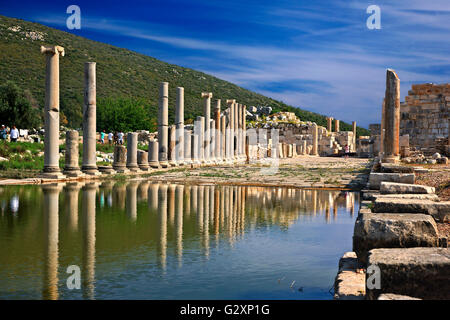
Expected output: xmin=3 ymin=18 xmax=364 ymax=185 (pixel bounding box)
xmin=400 ymin=84 xmax=450 ymax=155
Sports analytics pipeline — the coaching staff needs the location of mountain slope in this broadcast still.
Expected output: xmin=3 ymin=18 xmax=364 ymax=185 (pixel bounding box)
xmin=0 ymin=15 xmax=369 ymax=135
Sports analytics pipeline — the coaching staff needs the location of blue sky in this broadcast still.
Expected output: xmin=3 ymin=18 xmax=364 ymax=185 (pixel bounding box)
xmin=2 ymin=0 xmax=450 ymax=127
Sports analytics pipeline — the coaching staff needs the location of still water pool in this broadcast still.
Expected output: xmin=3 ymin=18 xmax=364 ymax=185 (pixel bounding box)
xmin=0 ymin=180 xmax=359 ymax=299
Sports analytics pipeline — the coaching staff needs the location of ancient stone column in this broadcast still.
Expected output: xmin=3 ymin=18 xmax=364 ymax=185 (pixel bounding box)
xmin=82 ymin=62 xmax=100 ymax=176
xmin=234 ymin=103 xmax=239 ymax=160
xmin=327 ymin=117 xmax=333 ymax=133
xmin=225 ymin=111 xmax=232 ymax=163
xmin=210 ymin=120 xmax=216 ymax=163
xmin=40 ymin=45 xmax=65 ymax=178
xmin=237 ymin=104 xmax=243 ymax=160
xmin=334 ymin=119 xmax=340 ymax=132
xmin=242 ymin=105 xmax=247 ymax=161
xmin=168 ymin=125 xmax=178 ymax=167
xmin=158 ymin=82 xmax=169 ymax=168
xmin=214 ymin=100 xmax=221 ymax=163
xmin=113 ymin=145 xmax=129 ymax=173
xmin=352 ymin=121 xmax=357 ymax=152
xmin=137 ymin=150 xmax=149 ymax=171
xmin=380 ymin=99 xmax=385 ymax=157
xmin=126 ymin=132 xmax=140 ymax=172
xmin=193 ymin=117 xmax=203 ymax=165
xmin=312 ymin=123 xmax=319 ymax=156
xmin=184 ymin=129 xmax=192 ymax=166
xmin=175 ymin=87 xmax=185 ymax=166
xmin=382 ymin=69 xmax=401 ymax=163
xmin=148 ymin=139 xmax=159 ymax=168
xmin=202 ymin=92 xmax=212 ymax=164
xmin=221 ymin=115 xmax=226 ymax=162
xmin=226 ymin=100 xmax=236 ymax=162
xmin=64 ymin=130 xmax=83 ymax=177
xmin=303 ymin=140 xmax=307 ymax=155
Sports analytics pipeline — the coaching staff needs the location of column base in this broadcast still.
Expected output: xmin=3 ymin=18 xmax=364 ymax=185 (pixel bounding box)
xmin=159 ymin=161 xmax=169 ymax=168
xmin=63 ymin=169 xmax=85 ymax=178
xmin=98 ymin=166 xmax=116 ymax=175
xmin=169 ymin=161 xmax=178 ymax=167
xmin=149 ymin=161 xmax=160 ymax=169
xmin=113 ymin=166 xmax=130 ymax=173
xmin=382 ymin=155 xmax=400 ymax=164
xmin=138 ymin=165 xmax=150 ymax=171
xmin=38 ymin=171 xmax=66 ymax=180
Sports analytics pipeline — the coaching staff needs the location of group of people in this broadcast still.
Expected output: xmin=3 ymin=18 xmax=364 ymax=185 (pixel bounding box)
xmin=0 ymin=125 xmax=19 ymax=142
xmin=99 ymin=130 xmax=125 ymax=145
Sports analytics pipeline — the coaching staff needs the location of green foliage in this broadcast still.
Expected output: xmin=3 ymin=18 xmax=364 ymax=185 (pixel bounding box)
xmin=0 ymin=81 xmax=41 ymax=128
xmin=0 ymin=15 xmax=369 ymax=136
xmin=97 ymin=97 xmax=153 ymax=132
xmin=0 ymin=140 xmax=43 ymax=157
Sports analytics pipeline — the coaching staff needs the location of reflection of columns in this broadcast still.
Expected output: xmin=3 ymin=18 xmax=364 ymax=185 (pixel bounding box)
xmin=203 ymin=186 xmax=210 ymax=257
xmin=148 ymin=183 xmax=159 ymax=211
xmin=82 ymin=182 xmax=97 ymax=300
xmin=197 ymin=186 xmax=204 ymax=233
xmin=138 ymin=181 xmax=149 ymax=202
xmin=202 ymin=92 xmax=212 ymax=164
xmin=191 ymin=185 xmax=198 ymax=215
xmin=175 ymin=87 xmax=185 ymax=166
xmin=184 ymin=185 xmax=191 ymax=217
xmin=40 ymin=46 xmax=65 ymax=178
xmin=382 ymin=69 xmax=401 ymax=163
xmin=175 ymin=185 xmax=184 ymax=266
xmin=126 ymin=132 xmax=140 ymax=172
xmin=214 ymin=187 xmax=220 ymax=236
xmin=64 ymin=130 xmax=83 ymax=177
xmin=184 ymin=130 xmax=192 ymax=166
xmin=214 ymin=100 xmax=221 ymax=163
xmin=126 ymin=181 xmax=138 ymax=221
xmin=42 ymin=184 xmax=61 ymax=300
xmin=113 ymin=183 xmax=126 ymax=210
xmin=168 ymin=125 xmax=178 ymax=167
xmin=148 ymin=140 xmax=159 ymax=168
xmin=64 ymin=182 xmax=81 ymax=232
xmin=334 ymin=119 xmax=340 ymax=132
xmin=327 ymin=117 xmax=333 ymax=133
xmin=158 ymin=82 xmax=169 ymax=167
xmin=168 ymin=184 xmax=176 ymax=226
xmin=82 ymin=62 xmax=100 ymax=175
xmin=312 ymin=123 xmax=318 ymax=156
xmin=157 ymin=184 xmax=168 ymax=271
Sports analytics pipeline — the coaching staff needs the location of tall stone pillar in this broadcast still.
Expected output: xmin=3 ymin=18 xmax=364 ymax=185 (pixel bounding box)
xmin=242 ymin=105 xmax=247 ymax=161
xmin=158 ymin=82 xmax=169 ymax=168
xmin=113 ymin=145 xmax=129 ymax=173
xmin=40 ymin=45 xmax=65 ymax=179
xmin=327 ymin=117 xmax=333 ymax=133
xmin=234 ymin=103 xmax=239 ymax=161
xmin=382 ymin=69 xmax=401 ymax=163
xmin=126 ymin=132 xmax=140 ymax=172
xmin=334 ymin=119 xmax=340 ymax=132
xmin=221 ymin=115 xmax=226 ymax=162
xmin=175 ymin=87 xmax=185 ymax=165
xmin=380 ymin=99 xmax=385 ymax=157
xmin=168 ymin=125 xmax=178 ymax=167
xmin=64 ymin=130 xmax=83 ymax=177
xmin=214 ymin=100 xmax=221 ymax=163
xmin=194 ymin=116 xmax=204 ymax=165
xmin=352 ymin=121 xmax=357 ymax=152
xmin=312 ymin=123 xmax=319 ymax=156
xmin=82 ymin=62 xmax=100 ymax=176
xmin=148 ymin=139 xmax=159 ymax=168
xmin=226 ymin=100 xmax=236 ymax=162
xmin=210 ymin=120 xmax=216 ymax=163
xmin=237 ymin=104 xmax=243 ymax=161
xmin=202 ymin=92 xmax=212 ymax=164
xmin=184 ymin=129 xmax=192 ymax=166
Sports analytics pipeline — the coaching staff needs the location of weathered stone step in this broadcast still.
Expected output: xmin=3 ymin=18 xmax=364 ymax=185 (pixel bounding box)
xmin=353 ymin=213 xmax=439 ymax=264
xmin=368 ymin=173 xmax=415 ymax=190
xmin=380 ymin=181 xmax=435 ymax=194
xmin=334 ymin=252 xmax=365 ymax=300
xmin=380 ymin=164 xmax=415 ymax=173
xmin=372 ymin=194 xmax=439 ymax=201
xmin=367 ymin=247 xmax=450 ymax=300
xmin=373 ymin=198 xmax=450 ymax=222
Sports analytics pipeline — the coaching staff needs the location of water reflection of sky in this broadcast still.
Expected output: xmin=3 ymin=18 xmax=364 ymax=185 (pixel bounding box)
xmin=0 ymin=181 xmax=359 ymax=300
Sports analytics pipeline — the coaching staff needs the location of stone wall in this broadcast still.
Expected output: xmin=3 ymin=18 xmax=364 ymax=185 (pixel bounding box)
xmin=400 ymin=84 xmax=450 ymax=155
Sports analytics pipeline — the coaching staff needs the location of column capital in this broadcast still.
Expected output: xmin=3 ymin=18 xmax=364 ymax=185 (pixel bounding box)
xmin=202 ymin=92 xmax=213 ymax=99
xmin=226 ymin=99 xmax=236 ymax=105
xmin=40 ymin=45 xmax=65 ymax=56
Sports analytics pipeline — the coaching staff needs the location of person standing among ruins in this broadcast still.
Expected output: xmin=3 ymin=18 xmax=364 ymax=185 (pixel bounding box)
xmin=100 ymin=130 xmax=106 ymax=144
xmin=10 ymin=126 xmax=19 ymax=142
xmin=344 ymin=144 xmax=349 ymax=159
xmin=108 ymin=131 xmax=113 ymax=145
xmin=0 ymin=125 xmax=7 ymax=140
xmin=118 ymin=131 xmax=124 ymax=145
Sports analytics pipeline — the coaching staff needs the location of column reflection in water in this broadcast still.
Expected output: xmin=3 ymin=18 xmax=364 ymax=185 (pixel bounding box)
xmin=214 ymin=188 xmax=220 ymax=244
xmin=100 ymin=181 xmax=114 ymax=208
xmin=175 ymin=185 xmax=184 ymax=266
xmin=138 ymin=181 xmax=149 ymax=202
xmin=184 ymin=185 xmax=191 ymax=218
xmin=126 ymin=181 xmax=138 ymax=222
xmin=42 ymin=183 xmax=61 ymax=300
xmin=197 ymin=186 xmax=204 ymax=233
xmin=191 ymin=185 xmax=198 ymax=217
xmin=157 ymin=184 xmax=168 ymax=271
xmin=82 ymin=182 xmax=97 ymax=300
xmin=168 ymin=184 xmax=176 ymax=226
xmin=203 ymin=186 xmax=210 ymax=258
xmin=148 ymin=183 xmax=159 ymax=211
xmin=113 ymin=183 xmax=126 ymax=210
xmin=64 ymin=182 xmax=82 ymax=232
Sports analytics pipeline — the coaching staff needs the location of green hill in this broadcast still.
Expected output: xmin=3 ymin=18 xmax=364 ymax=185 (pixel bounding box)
xmin=0 ymin=15 xmax=369 ymax=136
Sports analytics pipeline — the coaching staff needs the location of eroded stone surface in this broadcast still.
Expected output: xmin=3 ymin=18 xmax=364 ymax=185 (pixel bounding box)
xmin=334 ymin=252 xmax=365 ymax=300
xmin=380 ymin=181 xmax=435 ymax=194
xmin=367 ymin=247 xmax=450 ymax=300
xmin=378 ymin=293 xmax=421 ymax=300
xmin=353 ymin=213 xmax=439 ymax=265
xmin=373 ymin=198 xmax=450 ymax=222
xmin=369 ymin=173 xmax=415 ymax=190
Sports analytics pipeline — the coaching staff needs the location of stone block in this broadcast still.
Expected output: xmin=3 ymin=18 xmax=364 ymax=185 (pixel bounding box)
xmin=334 ymin=252 xmax=365 ymax=300
xmin=380 ymin=182 xmax=435 ymax=194
xmin=378 ymin=294 xmax=421 ymax=300
xmin=368 ymin=173 xmax=415 ymax=190
xmin=353 ymin=213 xmax=439 ymax=265
xmin=373 ymin=198 xmax=450 ymax=222
xmin=366 ymin=248 xmax=450 ymax=300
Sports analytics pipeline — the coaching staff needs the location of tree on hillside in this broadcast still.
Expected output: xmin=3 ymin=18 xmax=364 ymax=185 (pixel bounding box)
xmin=0 ymin=81 xmax=41 ymax=128
xmin=97 ymin=97 xmax=155 ymax=133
